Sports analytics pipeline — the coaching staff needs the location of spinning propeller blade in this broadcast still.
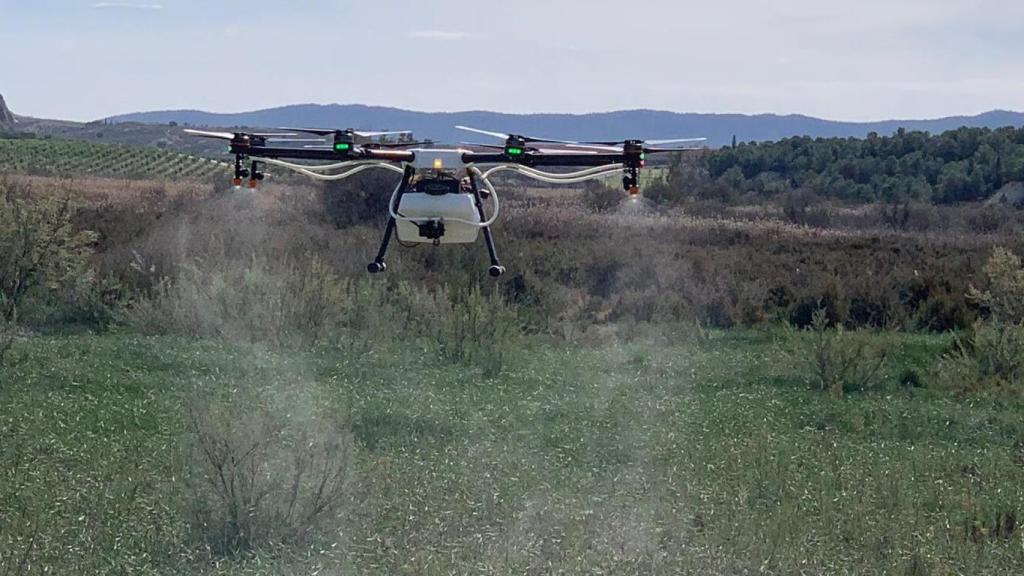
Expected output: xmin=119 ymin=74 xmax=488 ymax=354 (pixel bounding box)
xmin=265 ymin=137 xmax=324 ymax=143
xmin=280 ymin=127 xmax=337 ymax=136
xmin=534 ymin=148 xmax=600 ymax=155
xmin=183 ymin=129 xmax=237 ymax=141
xmin=354 ymin=130 xmax=413 ymax=138
xmin=184 ymin=129 xmax=298 ymax=141
xmin=559 ymin=143 xmax=623 ymax=152
xmin=455 ymin=125 xmax=580 ymax=145
xmin=251 ymin=132 xmax=298 ymax=138
xmin=647 ymin=138 xmax=707 ymax=146
xmin=456 ymin=126 xmax=510 ymax=140
xmin=366 ymin=141 xmax=427 ymax=149
xmin=281 ymin=127 xmax=412 ymax=138
xmin=459 ymin=141 xmax=506 ymax=150
xmin=579 ymin=137 xmax=706 ymax=148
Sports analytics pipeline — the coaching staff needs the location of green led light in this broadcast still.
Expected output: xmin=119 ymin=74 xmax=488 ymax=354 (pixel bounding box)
xmin=334 ymin=142 xmax=352 ymax=152
xmin=506 ymin=147 xmax=524 ymax=156
xmin=640 ymin=153 xmax=646 ymax=160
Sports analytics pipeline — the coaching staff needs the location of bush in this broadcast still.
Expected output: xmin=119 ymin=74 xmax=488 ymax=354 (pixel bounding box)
xmin=790 ymin=282 xmax=848 ymax=328
xmin=803 ymin=308 xmax=887 ymax=396
xmin=185 ymin=394 xmax=357 ymax=556
xmin=125 ymin=255 xmax=352 ymax=345
xmin=434 ymin=285 xmax=521 ymax=377
xmin=581 ymin=180 xmax=623 ymax=213
xmin=968 ymin=247 xmax=1024 ymax=323
xmin=0 ymin=320 xmax=13 ymax=366
xmin=0 ymin=181 xmax=103 ymax=327
xmin=937 ymin=322 xmax=1024 ymax=394
xmin=780 ymin=189 xmax=819 ymax=225
xmin=939 ymin=247 xmax=1024 ymax=394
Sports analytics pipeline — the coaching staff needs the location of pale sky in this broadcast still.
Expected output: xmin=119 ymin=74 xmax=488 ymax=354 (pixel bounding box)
xmin=1 ymin=0 xmax=1022 ymax=122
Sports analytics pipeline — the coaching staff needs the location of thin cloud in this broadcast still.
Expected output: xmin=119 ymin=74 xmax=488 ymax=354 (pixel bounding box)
xmin=410 ymin=30 xmax=482 ymax=41
xmin=93 ymin=2 xmax=163 ymax=9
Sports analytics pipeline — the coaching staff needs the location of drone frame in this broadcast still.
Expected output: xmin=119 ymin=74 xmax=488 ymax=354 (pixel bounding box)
xmin=186 ymin=127 xmax=703 ymax=276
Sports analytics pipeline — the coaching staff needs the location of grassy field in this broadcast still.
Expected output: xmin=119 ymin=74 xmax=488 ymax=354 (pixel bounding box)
xmin=3 ymin=329 xmax=1022 ymax=575
xmin=4 ymin=169 xmax=1024 ymax=574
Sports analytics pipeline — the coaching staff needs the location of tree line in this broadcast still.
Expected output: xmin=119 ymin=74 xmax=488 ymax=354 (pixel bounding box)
xmin=659 ymin=126 xmax=1024 ymax=205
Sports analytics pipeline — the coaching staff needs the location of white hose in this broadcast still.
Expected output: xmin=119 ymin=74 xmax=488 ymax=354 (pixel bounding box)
xmin=508 ymin=166 xmax=622 ymax=185
xmin=259 ymin=158 xmax=371 ymax=172
xmin=481 ymin=163 xmax=623 ymax=180
xmin=258 ymin=157 xmax=406 ymax=180
xmin=516 ymin=164 xmax=625 ymax=180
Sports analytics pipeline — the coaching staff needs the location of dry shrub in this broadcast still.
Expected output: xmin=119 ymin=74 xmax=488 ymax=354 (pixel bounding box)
xmin=581 ymin=180 xmax=623 ymax=213
xmin=434 ymin=285 xmax=521 ymax=376
xmin=29 ymin=173 xmax=1016 ymax=337
xmin=125 ymin=255 xmax=352 ymax=344
xmin=185 ymin=396 xmax=356 ymax=556
xmin=124 ymin=247 xmax=521 ymax=372
xmin=804 ymin=308 xmax=887 ymax=397
xmin=965 ymin=511 xmax=1018 ymax=544
xmin=967 ymin=247 xmax=1024 ymax=323
xmin=0 ymin=180 xmax=101 ymax=325
xmin=939 ymin=248 xmax=1024 ymax=394
xmin=0 ymin=320 xmax=14 ymax=366
xmin=781 ymin=189 xmax=825 ymax=226
xmin=940 ymin=324 xmax=1024 ymax=395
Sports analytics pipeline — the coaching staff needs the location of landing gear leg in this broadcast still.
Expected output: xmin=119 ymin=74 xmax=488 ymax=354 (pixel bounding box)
xmin=368 ymin=166 xmax=416 ymax=274
xmin=367 ymin=219 xmax=394 ymax=274
xmin=467 ymin=171 xmax=504 ymax=278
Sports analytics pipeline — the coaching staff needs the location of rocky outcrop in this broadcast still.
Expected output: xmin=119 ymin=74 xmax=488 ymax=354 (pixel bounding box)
xmin=0 ymin=94 xmax=15 ymax=124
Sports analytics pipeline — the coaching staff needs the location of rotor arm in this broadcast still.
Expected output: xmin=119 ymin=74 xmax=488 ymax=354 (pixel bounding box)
xmin=461 ymin=152 xmax=628 ymax=168
xmin=230 ymin=143 xmax=415 ymax=164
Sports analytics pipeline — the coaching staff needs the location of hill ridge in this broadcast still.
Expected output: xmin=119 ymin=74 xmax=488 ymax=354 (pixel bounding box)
xmin=0 ymin=93 xmax=15 ymax=124
xmin=107 ymin=104 xmax=1024 ymax=147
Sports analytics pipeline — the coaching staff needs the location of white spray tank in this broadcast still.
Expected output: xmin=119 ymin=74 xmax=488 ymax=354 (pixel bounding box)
xmin=395 ymin=150 xmax=482 ymax=244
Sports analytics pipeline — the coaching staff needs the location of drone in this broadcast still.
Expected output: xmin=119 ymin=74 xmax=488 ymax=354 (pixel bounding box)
xmin=185 ymin=125 xmax=705 ymax=277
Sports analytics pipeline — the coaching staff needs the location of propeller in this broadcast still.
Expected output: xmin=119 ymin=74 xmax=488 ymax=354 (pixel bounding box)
xmin=582 ymin=137 xmax=706 ymax=147
xmin=455 ymin=126 xmax=705 ymax=155
xmin=281 ymin=127 xmax=412 ymax=139
xmin=459 ymin=140 xmax=601 ymax=156
xmin=455 ymin=125 xmax=581 ymax=146
xmin=533 ymin=148 xmax=600 ymax=155
xmin=183 ymin=129 xmax=236 ymax=140
xmin=459 ymin=142 xmax=508 ymax=150
xmin=566 ymin=138 xmax=707 ymax=154
xmin=184 ymin=129 xmax=297 ymax=141
xmin=364 ymin=141 xmax=428 ymax=149
xmin=301 ymin=142 xmax=426 ymax=149
xmin=265 ymin=137 xmax=326 ymax=143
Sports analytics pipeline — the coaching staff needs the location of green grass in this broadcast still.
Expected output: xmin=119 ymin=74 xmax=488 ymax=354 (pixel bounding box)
xmin=2 ymin=330 xmax=1023 ymax=574
xmin=0 ymin=137 xmax=230 ymax=180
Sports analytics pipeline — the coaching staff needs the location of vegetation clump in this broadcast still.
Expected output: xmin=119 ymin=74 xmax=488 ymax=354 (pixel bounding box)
xmin=0 ymin=181 xmax=103 ymax=327
xmin=803 ymin=307 xmax=887 ymax=397
xmin=939 ymin=247 xmax=1024 ymax=393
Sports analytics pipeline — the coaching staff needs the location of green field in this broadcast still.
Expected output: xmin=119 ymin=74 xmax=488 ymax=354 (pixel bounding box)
xmin=0 ymin=137 xmax=229 ymax=180
xmin=3 ymin=330 xmax=1022 ymax=575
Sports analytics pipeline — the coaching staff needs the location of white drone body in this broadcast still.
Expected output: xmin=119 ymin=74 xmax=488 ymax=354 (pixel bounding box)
xmin=394 ymin=149 xmax=476 ymax=244
xmin=400 ymin=150 xmax=480 ymax=244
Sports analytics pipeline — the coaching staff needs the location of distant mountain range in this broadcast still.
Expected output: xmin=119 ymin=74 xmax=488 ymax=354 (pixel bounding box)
xmin=107 ymin=105 xmax=1024 ymax=147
